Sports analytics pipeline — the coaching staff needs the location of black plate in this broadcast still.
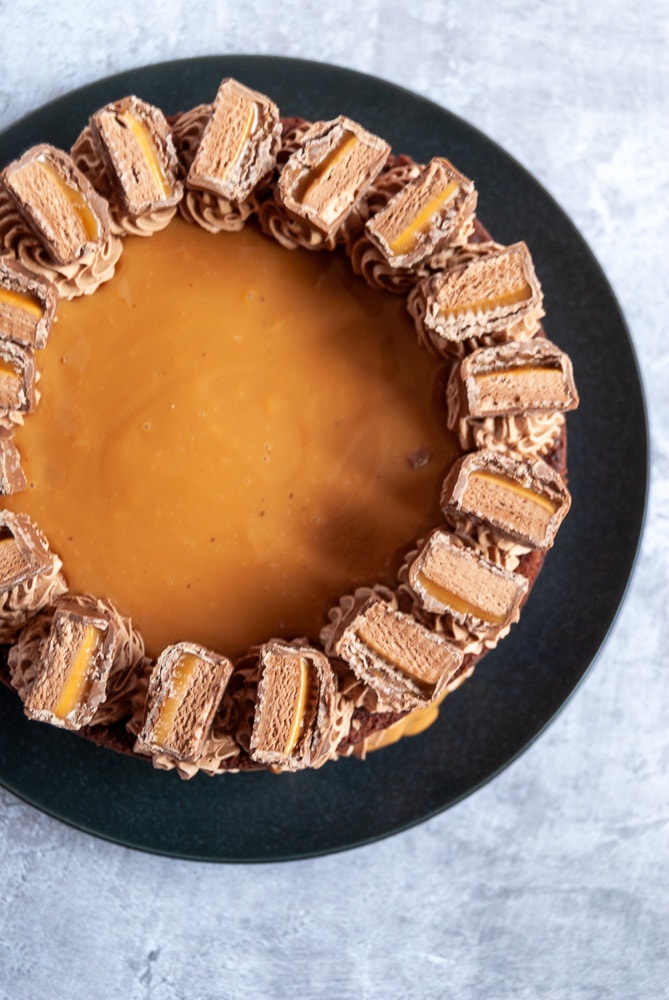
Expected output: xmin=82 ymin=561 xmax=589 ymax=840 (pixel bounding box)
xmin=0 ymin=57 xmax=647 ymax=862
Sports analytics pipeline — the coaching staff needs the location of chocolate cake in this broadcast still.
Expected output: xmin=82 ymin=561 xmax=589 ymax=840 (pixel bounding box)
xmin=0 ymin=76 xmax=578 ymax=777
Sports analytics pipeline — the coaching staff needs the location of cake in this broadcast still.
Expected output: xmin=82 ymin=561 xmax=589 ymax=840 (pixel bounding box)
xmin=0 ymin=77 xmax=578 ymax=778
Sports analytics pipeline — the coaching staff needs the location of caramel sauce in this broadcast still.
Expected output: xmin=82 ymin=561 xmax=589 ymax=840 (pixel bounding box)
xmin=6 ymin=218 xmax=458 ymax=658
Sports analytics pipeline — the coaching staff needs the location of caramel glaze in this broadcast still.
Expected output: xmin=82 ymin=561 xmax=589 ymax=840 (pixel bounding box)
xmin=6 ymin=218 xmax=459 ymax=659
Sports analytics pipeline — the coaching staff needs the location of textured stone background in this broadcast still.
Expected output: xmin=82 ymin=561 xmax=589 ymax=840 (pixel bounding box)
xmin=0 ymin=2 xmax=667 ymax=998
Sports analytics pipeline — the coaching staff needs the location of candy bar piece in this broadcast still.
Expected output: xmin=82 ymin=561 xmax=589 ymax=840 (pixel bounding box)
xmin=278 ymin=116 xmax=390 ymax=238
xmin=441 ymin=449 xmax=571 ymax=548
xmin=332 ymin=596 xmax=463 ymax=712
xmin=454 ymin=338 xmax=579 ymax=418
xmin=0 ymin=340 xmax=36 ymax=413
xmin=23 ymin=595 xmax=127 ymax=729
xmin=135 ymin=641 xmax=234 ymax=762
xmin=1 ymin=144 xmax=112 ymax=266
xmin=188 ymin=78 xmax=281 ymax=204
xmin=250 ymin=641 xmax=339 ymax=770
xmin=408 ymin=529 xmax=528 ymax=634
xmin=0 ymin=510 xmax=55 ymax=594
xmin=0 ymin=429 xmax=26 ymax=494
xmin=0 ymin=511 xmax=66 ymax=643
xmin=415 ymin=242 xmax=543 ymax=344
xmin=90 ymin=96 xmax=183 ymax=218
xmin=365 ymin=156 xmax=477 ymax=268
xmin=0 ymin=258 xmax=57 ymax=350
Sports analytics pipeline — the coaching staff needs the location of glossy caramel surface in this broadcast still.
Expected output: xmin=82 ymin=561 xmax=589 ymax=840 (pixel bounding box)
xmin=7 ymin=219 xmax=458 ymax=657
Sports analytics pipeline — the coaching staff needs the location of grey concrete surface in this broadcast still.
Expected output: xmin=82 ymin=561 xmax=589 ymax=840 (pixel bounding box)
xmin=0 ymin=2 xmax=667 ymax=998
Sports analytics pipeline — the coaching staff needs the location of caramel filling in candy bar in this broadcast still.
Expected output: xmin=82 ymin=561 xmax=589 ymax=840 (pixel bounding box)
xmin=0 ymin=357 xmax=21 ymax=381
xmin=0 ymin=261 xmax=56 ymax=351
xmin=115 ymin=110 xmax=173 ymax=199
xmin=387 ymin=180 xmax=460 ymax=256
xmin=422 ymin=242 xmax=540 ymax=338
xmin=252 ymin=645 xmax=320 ymax=760
xmin=281 ymin=118 xmax=389 ymax=235
xmin=283 ymin=656 xmax=310 ymax=755
xmin=0 ymin=286 xmax=44 ymax=322
xmin=443 ymin=283 xmax=532 ymax=319
xmin=137 ymin=642 xmax=233 ymax=760
xmin=473 ymin=364 xmax=566 ymax=411
xmin=151 ymin=651 xmax=201 ymax=746
xmin=295 ymin=129 xmax=359 ymax=212
xmin=411 ymin=534 xmax=524 ymax=626
xmin=355 ymin=602 xmax=451 ymax=689
xmin=202 ymin=99 xmax=259 ymax=182
xmin=468 ymin=470 xmax=558 ymax=515
xmin=188 ymin=79 xmax=278 ymax=202
xmin=52 ymin=623 xmax=103 ymax=720
xmin=458 ymin=469 xmax=560 ymax=546
xmin=414 ymin=569 xmax=506 ymax=626
xmin=33 ymin=156 xmax=100 ymax=241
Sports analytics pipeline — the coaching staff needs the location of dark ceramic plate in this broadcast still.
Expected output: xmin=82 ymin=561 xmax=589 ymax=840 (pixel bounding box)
xmin=0 ymin=57 xmax=647 ymax=862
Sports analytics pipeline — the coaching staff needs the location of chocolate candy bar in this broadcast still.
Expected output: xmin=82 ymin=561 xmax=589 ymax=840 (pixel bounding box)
xmin=0 ymin=340 xmax=36 ymax=414
xmin=135 ymin=641 xmax=234 ymax=762
xmin=413 ymin=242 xmax=543 ymax=346
xmin=90 ymin=95 xmax=183 ymax=218
xmin=0 ymin=429 xmax=26 ymax=494
xmin=453 ymin=338 xmax=579 ymax=418
xmin=0 ymin=258 xmax=57 ymax=350
xmin=0 ymin=510 xmax=59 ymax=597
xmin=23 ymin=595 xmax=132 ymax=729
xmin=277 ymin=116 xmax=390 ymax=239
xmin=250 ymin=640 xmax=339 ymax=770
xmin=441 ymin=449 xmax=571 ymax=548
xmin=1 ymin=144 xmax=112 ymax=266
xmin=188 ymin=78 xmax=281 ymax=204
xmin=329 ymin=595 xmax=463 ymax=712
xmin=365 ymin=156 xmax=477 ymax=268
xmin=407 ymin=529 xmax=528 ymax=635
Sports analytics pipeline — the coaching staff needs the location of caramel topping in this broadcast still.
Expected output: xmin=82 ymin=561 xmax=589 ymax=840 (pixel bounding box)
xmin=283 ymin=656 xmax=309 ymax=755
xmin=364 ymin=700 xmax=441 ymax=751
xmin=0 ymin=286 xmax=44 ymax=320
xmin=52 ymin=624 xmax=102 ymax=719
xmin=444 ymin=283 xmax=532 ymax=318
xmin=36 ymin=157 xmax=100 ymax=241
xmin=6 ymin=219 xmax=457 ymax=657
xmin=388 ymin=181 xmax=460 ymax=255
xmin=117 ymin=110 xmax=172 ymax=198
xmin=152 ymin=651 xmax=200 ymax=745
xmin=469 ymin=470 xmax=558 ymax=515
xmin=415 ymin=569 xmax=507 ymax=625
xmin=296 ymin=131 xmax=359 ymax=211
